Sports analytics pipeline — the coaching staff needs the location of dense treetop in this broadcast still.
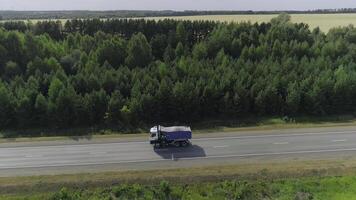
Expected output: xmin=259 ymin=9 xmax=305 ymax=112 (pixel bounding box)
xmin=1 ymin=14 xmax=356 ymax=133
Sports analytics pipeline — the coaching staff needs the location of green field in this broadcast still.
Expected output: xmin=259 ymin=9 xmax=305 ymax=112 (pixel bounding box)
xmin=146 ymin=13 xmax=356 ymax=32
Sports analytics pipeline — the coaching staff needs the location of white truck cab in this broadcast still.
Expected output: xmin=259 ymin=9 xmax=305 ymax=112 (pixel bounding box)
xmin=149 ymin=126 xmax=159 ymax=143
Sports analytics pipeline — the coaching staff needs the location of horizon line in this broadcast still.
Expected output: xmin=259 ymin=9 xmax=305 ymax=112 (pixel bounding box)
xmin=0 ymin=8 xmax=355 ymax=12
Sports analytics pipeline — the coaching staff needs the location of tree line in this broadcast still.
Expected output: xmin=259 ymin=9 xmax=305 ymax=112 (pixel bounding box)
xmin=1 ymin=14 xmax=356 ymax=133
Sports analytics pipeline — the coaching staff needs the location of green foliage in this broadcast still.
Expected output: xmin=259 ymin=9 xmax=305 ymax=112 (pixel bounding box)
xmin=34 ymin=93 xmax=48 ymax=126
xmin=106 ymin=90 xmax=124 ymax=124
xmin=271 ymin=12 xmax=292 ymax=25
xmin=163 ymin=44 xmax=175 ymax=62
xmin=175 ymin=42 xmax=185 ymax=59
xmin=192 ymin=42 xmax=208 ymax=60
xmin=0 ymin=81 xmax=13 ymax=128
xmin=4 ymin=61 xmax=21 ymax=79
xmin=96 ymin=37 xmax=126 ymax=68
xmin=150 ymin=34 xmax=168 ymax=60
xmin=176 ymin=22 xmax=187 ymax=44
xmin=48 ymin=78 xmax=65 ymax=104
xmin=84 ymin=89 xmax=109 ymax=124
xmin=125 ymin=33 xmax=152 ymax=68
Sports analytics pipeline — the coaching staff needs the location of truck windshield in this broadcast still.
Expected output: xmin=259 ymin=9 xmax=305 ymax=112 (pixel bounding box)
xmin=151 ymin=133 xmax=156 ymax=137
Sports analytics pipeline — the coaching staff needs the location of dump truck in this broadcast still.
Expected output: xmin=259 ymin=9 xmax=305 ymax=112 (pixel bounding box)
xmin=149 ymin=125 xmax=192 ymax=147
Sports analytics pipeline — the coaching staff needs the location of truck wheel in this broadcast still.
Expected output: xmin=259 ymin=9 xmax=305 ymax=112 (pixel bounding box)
xmin=182 ymin=141 xmax=189 ymax=147
xmin=173 ymin=141 xmax=180 ymax=147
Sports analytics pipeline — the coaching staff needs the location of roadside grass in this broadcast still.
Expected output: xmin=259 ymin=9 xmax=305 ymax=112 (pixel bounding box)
xmin=0 ymin=131 xmax=147 ymax=144
xmin=2 ymin=115 xmax=356 ymax=143
xmin=272 ymin=176 xmax=356 ymax=200
xmin=0 ymin=127 xmax=148 ymax=143
xmin=2 ymin=159 xmax=356 ymax=199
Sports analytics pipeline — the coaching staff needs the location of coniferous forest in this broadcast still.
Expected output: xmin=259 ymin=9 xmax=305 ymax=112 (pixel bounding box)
xmin=1 ymin=14 xmax=356 ymax=133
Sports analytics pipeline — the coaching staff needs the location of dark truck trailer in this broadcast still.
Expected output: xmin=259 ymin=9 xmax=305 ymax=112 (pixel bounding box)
xmin=149 ymin=125 xmax=192 ymax=147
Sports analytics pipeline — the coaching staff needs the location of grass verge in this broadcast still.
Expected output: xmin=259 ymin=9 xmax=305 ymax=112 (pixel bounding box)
xmin=2 ymin=158 xmax=356 ymax=199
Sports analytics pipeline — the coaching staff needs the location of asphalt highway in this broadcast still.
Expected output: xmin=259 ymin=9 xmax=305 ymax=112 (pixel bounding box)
xmin=2 ymin=127 xmax=356 ymax=176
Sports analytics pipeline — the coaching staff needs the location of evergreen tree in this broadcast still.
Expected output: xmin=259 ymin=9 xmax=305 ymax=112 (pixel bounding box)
xmin=125 ymin=33 xmax=152 ymax=68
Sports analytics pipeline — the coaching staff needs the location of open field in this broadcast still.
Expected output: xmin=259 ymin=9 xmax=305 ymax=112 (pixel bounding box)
xmin=146 ymin=13 xmax=356 ymax=32
xmin=3 ymin=13 xmax=356 ymax=32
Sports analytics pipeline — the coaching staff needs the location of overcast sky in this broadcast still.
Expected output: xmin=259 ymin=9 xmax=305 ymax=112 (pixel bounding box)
xmin=2 ymin=0 xmax=356 ymax=11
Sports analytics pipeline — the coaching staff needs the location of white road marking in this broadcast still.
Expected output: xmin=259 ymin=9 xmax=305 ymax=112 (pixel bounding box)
xmin=3 ymin=147 xmax=356 ymax=170
xmin=89 ymin=152 xmax=108 ymax=155
xmin=273 ymin=142 xmax=289 ymax=145
xmin=332 ymin=139 xmax=347 ymax=142
xmin=24 ymin=155 xmax=43 ymax=158
xmin=213 ymin=145 xmax=229 ymax=148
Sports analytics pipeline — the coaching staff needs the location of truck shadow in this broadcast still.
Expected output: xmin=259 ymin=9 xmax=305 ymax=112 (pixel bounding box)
xmin=153 ymin=145 xmax=206 ymax=160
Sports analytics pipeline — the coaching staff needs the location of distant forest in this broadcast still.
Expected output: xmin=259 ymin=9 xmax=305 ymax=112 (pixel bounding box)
xmin=1 ymin=14 xmax=356 ymax=134
xmin=1 ymin=9 xmax=356 ymax=20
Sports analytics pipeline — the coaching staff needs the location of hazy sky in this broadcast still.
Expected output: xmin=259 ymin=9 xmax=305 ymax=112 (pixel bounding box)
xmin=2 ymin=0 xmax=356 ymax=11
